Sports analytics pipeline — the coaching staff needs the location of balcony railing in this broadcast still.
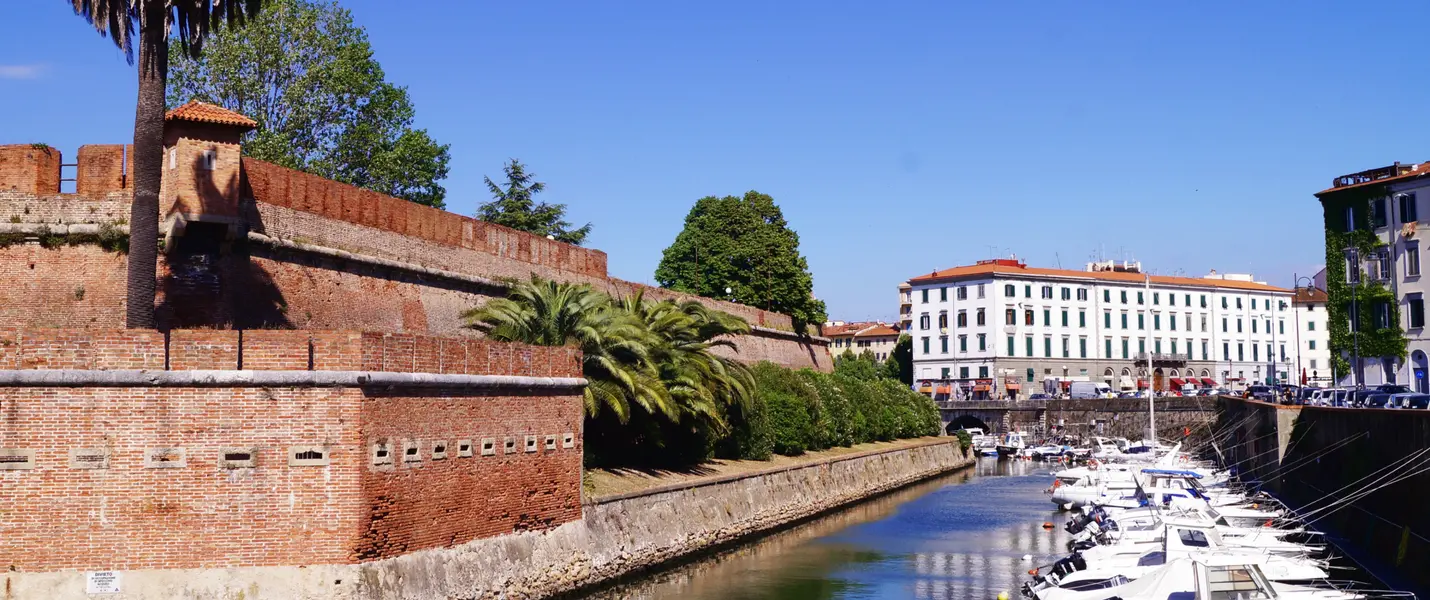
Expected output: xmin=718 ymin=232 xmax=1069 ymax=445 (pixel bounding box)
xmin=1133 ymin=352 xmax=1188 ymax=366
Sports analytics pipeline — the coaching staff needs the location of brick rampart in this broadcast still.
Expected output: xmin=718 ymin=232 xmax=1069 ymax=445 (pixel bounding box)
xmin=0 ymin=328 xmax=584 ymax=573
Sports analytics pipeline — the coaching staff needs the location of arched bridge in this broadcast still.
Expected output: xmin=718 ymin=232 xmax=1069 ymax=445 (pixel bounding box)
xmin=937 ymin=397 xmax=1220 ymax=440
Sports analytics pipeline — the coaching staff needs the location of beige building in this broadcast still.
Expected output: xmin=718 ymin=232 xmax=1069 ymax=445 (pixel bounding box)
xmin=826 ymin=321 xmax=901 ymax=362
xmin=898 ymin=283 xmax=913 ymax=331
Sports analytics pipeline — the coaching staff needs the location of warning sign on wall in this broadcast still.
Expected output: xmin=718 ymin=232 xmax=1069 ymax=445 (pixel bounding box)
xmin=86 ymin=571 xmax=121 ymax=594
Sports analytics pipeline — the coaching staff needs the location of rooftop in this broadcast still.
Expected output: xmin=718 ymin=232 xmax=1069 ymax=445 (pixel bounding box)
xmin=1317 ymin=161 xmax=1430 ymax=196
xmin=907 ymin=259 xmax=1289 ymax=293
xmin=165 ymin=100 xmax=258 ymax=129
xmin=824 ymin=322 xmax=900 ymax=337
xmin=1292 ymin=286 xmax=1329 ymax=305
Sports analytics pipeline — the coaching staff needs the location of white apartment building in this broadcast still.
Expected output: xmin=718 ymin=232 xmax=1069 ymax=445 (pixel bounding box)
xmin=826 ymin=321 xmax=900 ymax=362
xmin=905 ymin=258 xmax=1294 ymax=400
xmin=1317 ymin=162 xmax=1430 ymax=392
xmin=1291 ymin=284 xmax=1332 ymax=386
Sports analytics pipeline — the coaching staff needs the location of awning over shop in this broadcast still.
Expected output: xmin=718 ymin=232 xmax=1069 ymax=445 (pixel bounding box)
xmin=1006 ymin=383 xmax=1022 ymax=391
xmin=1137 ymin=379 xmax=1150 ymax=389
xmin=1119 ymin=376 xmax=1134 ymax=388
xmin=1169 ymin=378 xmax=1186 ymax=387
xmin=935 ymin=385 xmax=952 ymax=395
xmin=973 ymin=384 xmax=991 ymax=392
xmin=1200 ymin=377 xmax=1217 ymax=387
xmin=918 ymin=384 xmax=933 ymax=393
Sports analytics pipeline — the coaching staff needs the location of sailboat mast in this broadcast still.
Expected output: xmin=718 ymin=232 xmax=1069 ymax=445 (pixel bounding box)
xmin=1145 ymin=272 xmax=1155 ymax=443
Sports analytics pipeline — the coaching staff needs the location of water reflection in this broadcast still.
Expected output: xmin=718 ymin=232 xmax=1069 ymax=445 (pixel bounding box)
xmin=586 ymin=459 xmax=1070 ymax=600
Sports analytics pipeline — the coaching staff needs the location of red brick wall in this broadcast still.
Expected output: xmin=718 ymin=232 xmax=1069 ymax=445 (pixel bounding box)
xmin=0 ymin=245 xmax=129 ymax=329
xmin=75 ymin=144 xmax=132 ymax=199
xmin=0 ymin=145 xmax=60 ymax=195
xmin=0 ymin=329 xmax=585 ymax=571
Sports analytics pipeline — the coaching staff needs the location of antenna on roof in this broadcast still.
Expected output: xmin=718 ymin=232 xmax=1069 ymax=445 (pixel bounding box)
xmin=1055 ymin=252 xmax=1062 ymax=269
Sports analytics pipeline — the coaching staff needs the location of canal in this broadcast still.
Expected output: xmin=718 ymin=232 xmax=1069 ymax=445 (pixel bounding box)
xmin=586 ymin=459 xmax=1069 ymax=600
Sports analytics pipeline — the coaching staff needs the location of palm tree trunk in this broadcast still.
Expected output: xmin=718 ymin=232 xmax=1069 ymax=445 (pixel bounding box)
xmin=126 ymin=0 xmax=168 ymax=329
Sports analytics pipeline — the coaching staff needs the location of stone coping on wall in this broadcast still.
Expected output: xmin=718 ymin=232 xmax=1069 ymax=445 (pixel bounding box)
xmin=587 ymin=436 xmax=959 ymax=505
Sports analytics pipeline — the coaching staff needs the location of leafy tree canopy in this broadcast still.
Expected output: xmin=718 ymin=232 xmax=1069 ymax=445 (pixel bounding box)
xmin=883 ymin=333 xmax=913 ymax=385
xmin=655 ymin=191 xmax=827 ymax=327
xmin=834 ymin=349 xmax=882 ymax=381
xmin=167 ymin=0 xmax=451 ymax=207
xmin=477 ymin=159 xmax=592 ymax=245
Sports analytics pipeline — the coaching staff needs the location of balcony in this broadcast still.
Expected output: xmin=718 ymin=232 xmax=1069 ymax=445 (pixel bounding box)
xmin=1133 ymin=352 xmax=1188 ymax=367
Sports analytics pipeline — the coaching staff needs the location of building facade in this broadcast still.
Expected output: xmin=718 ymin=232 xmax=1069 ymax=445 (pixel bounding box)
xmin=1315 ymin=162 xmax=1430 ymax=391
xmin=1291 ymin=285 xmax=1333 ymax=386
xmin=826 ymin=321 xmax=900 ymax=362
xmin=905 ymin=259 xmax=1294 ymax=399
xmin=898 ymin=282 xmax=913 ymax=331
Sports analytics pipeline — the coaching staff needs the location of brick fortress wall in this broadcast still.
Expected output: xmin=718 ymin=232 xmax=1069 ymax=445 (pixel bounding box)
xmin=0 ymin=328 xmax=583 ymax=572
xmin=0 ymin=141 xmax=830 ymax=371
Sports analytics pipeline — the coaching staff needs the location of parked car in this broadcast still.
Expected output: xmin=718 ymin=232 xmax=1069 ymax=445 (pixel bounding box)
xmin=1069 ymin=381 xmax=1112 ymax=400
xmin=1246 ymin=385 xmax=1275 ymax=401
xmin=1349 ymin=388 xmax=1381 ymax=408
xmin=1364 ymin=393 xmax=1394 ymax=408
xmin=1389 ymin=392 xmax=1425 ymax=409
xmin=1330 ymin=388 xmax=1351 ymax=407
xmin=1398 ymin=393 xmax=1430 ymax=409
xmin=1117 ymin=391 xmax=1141 ymax=398
xmin=1028 ymin=393 xmax=1051 ymax=401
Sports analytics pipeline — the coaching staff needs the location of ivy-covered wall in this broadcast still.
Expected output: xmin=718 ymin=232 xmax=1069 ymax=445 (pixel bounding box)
xmin=1320 ymin=184 xmax=1408 ymax=378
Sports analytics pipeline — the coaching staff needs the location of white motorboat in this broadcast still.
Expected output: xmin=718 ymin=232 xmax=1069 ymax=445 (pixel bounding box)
xmin=996 ymin=431 xmax=1027 ymax=458
xmin=1031 ymin=557 xmax=1373 ymax=600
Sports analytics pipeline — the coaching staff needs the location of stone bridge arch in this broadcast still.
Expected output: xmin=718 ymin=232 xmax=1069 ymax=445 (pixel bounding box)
xmin=945 ymin=414 xmax=991 ymax=435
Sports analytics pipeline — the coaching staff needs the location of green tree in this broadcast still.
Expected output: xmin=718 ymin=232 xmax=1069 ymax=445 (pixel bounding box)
xmin=69 ymin=0 xmax=270 ymax=329
xmin=166 ymin=0 xmax=450 ymax=207
xmin=882 ymin=334 xmax=913 ymax=385
xmin=655 ymin=191 xmax=828 ymax=328
xmin=618 ymin=293 xmax=755 ymax=428
xmin=834 ymin=349 xmax=882 ymax=381
xmin=478 ymin=159 xmax=591 ymax=245
xmin=463 ymin=277 xmax=669 ymax=422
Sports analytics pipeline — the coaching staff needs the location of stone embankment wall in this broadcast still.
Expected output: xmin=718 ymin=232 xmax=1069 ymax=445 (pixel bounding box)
xmin=2 ymin=439 xmax=972 ymax=599
xmin=1218 ymin=397 xmax=1430 ymax=593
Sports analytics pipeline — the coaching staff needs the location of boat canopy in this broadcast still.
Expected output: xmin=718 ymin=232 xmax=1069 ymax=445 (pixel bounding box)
xmin=1141 ymin=468 xmax=1203 ymax=478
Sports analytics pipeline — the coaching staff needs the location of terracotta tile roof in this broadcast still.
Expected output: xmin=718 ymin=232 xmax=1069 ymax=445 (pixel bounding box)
xmin=1293 ymin=286 xmax=1329 ymax=305
xmin=907 ymin=262 xmax=1289 ymax=293
xmin=855 ymin=325 xmax=899 ymax=337
xmin=824 ymin=322 xmax=899 ymax=337
xmin=1316 ymin=162 xmax=1430 ymax=196
xmin=165 ymin=100 xmax=258 ymax=129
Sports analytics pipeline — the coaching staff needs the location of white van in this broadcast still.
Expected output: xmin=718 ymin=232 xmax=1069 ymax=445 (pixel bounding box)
xmin=1069 ymin=381 xmax=1112 ymax=399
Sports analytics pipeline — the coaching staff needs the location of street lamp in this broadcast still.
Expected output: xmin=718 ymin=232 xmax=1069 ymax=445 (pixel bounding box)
xmin=1292 ymin=274 xmax=1315 ymax=386
xmin=1344 ymin=247 xmax=1362 ymax=389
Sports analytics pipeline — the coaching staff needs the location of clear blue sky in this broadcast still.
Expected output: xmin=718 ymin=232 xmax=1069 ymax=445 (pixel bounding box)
xmin=2 ymin=2 xmax=1423 ymax=321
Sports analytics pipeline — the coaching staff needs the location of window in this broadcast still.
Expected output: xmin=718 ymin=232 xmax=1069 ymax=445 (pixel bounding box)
xmin=1252 ymin=319 xmax=1257 ymax=333
xmin=1044 ymin=336 xmax=1052 ymax=357
xmin=1104 ymin=311 xmax=1111 ymax=328
xmin=200 ymin=149 xmax=217 ymax=170
xmin=976 ymin=308 xmax=986 ymax=326
xmin=1154 ymin=339 xmax=1162 ymax=354
xmin=1154 ymin=314 xmax=1161 ymax=330
xmin=1005 ymin=308 xmax=1016 ymax=325
xmin=1168 ymin=293 xmax=1175 ymax=307
xmin=1202 ymin=341 xmax=1208 ymax=361
xmin=1025 ymin=284 xmax=1032 ymax=298
xmin=1079 ymin=338 xmax=1087 ymax=358
xmin=1137 ymin=291 xmax=1144 ymax=305
xmin=1237 ymin=343 xmax=1244 ymax=361
xmin=921 ymin=337 xmax=929 ymax=354
xmin=1026 ymin=335 xmax=1034 ymax=356
xmin=1170 ymin=314 xmax=1177 ymax=331
xmin=1223 ymin=342 xmax=1230 ymax=360
xmin=1309 ymin=340 xmax=1317 ymax=350
xmin=1280 ymin=344 xmax=1286 ymax=361
xmin=1345 ymin=205 xmax=1356 ymax=232
xmin=1026 ymin=367 xmax=1035 ymax=382
xmin=1105 ymin=338 xmax=1112 ymax=358
xmin=977 ymin=334 xmax=986 ymax=351
xmin=1007 ymin=336 xmax=1015 ymax=356
xmin=1121 ymin=290 xmax=1128 ymax=304
xmin=1253 ymin=344 xmax=1259 ymax=361
xmin=1121 ymin=339 xmax=1129 ymax=359
xmin=943 ymin=336 xmax=951 ymax=353
xmin=1200 ymin=294 xmax=1206 ymax=308
xmin=1041 ymin=285 xmax=1053 ymax=299
xmin=1201 ymin=315 xmax=1207 ymax=332
xmin=1044 ymin=309 xmax=1051 ymax=326
xmin=1079 ymin=310 xmax=1086 ymax=328
xmin=1311 ymin=359 xmax=1318 ymax=369
xmin=957 ymin=286 xmax=967 ymax=300
xmin=1278 ymin=320 xmax=1284 ymax=335
xmin=1402 ymin=192 xmax=1419 ymax=223
xmin=1409 ymin=243 xmax=1422 ymax=277
xmin=1024 ymin=309 xmax=1035 ymax=326
xmin=920 ymin=314 xmax=930 ymax=329
xmin=940 ymin=312 xmax=950 ymax=329
xmin=1376 ymin=301 xmax=1391 ymax=329
xmin=940 ymin=287 xmax=947 ymax=301
xmin=955 ymin=311 xmax=965 ymax=327
xmin=1137 ymin=313 xmax=1145 ymax=330
xmin=1077 ymin=288 xmax=1088 ymax=301
xmin=1236 ymin=298 xmax=1243 ymax=309
xmin=1237 ymin=318 xmax=1243 ymax=333
xmin=1121 ymin=312 xmax=1129 ymax=329
xmin=1251 ymin=298 xmax=1258 ymax=310
xmin=978 ymin=366 xmax=988 ymax=379
xmin=1061 ymin=287 xmax=1071 ymax=301
xmin=1061 ymin=337 xmax=1069 ymax=358
xmin=1061 ymin=309 xmax=1069 ymax=327
xmin=959 ymin=366 xmax=969 ymax=379
xmin=1138 ymin=339 xmax=1145 ymax=354
xmin=1153 ymin=292 xmax=1160 ymax=305
xmin=1222 ymin=317 xmax=1227 ymax=332
xmin=977 ymin=284 xmax=985 ymax=299
xmin=1104 ymin=289 xmax=1111 ymax=302
xmin=1222 ymin=297 xmax=1228 ymax=309
xmin=921 ymin=289 xmax=928 ymax=303
xmin=1411 ymin=297 xmax=1425 ymax=329
xmin=1371 ymin=197 xmax=1387 ymax=228
xmin=1308 ymin=321 xmax=1315 ymax=331
xmin=940 ymin=367 xmax=950 ymax=380
xmin=1178 ymin=529 xmax=1210 ymax=548
xmin=1004 ymin=284 xmax=1015 ymax=296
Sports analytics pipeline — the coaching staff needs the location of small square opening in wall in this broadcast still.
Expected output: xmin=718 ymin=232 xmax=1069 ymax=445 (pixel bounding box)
xmin=457 ymin=439 xmax=473 ymax=458
xmin=69 ymin=448 xmax=110 ymax=470
xmin=144 ymin=448 xmax=187 ymax=469
xmin=288 ymin=446 xmax=329 ymax=467
xmin=218 ymin=447 xmax=257 ymax=469
xmin=562 ymin=433 xmax=575 ymax=449
xmin=431 ymin=440 xmax=448 ymax=461
xmin=481 ymin=438 xmax=497 ymax=456
xmin=402 ymin=440 xmax=423 ymax=465
xmin=371 ymin=441 xmax=393 ymax=466
xmin=525 ymin=435 xmax=538 ymax=453
xmin=503 ymin=437 xmax=517 ymax=455
xmin=544 ymin=435 xmax=557 ymax=451
xmin=0 ymin=448 xmax=36 ymax=471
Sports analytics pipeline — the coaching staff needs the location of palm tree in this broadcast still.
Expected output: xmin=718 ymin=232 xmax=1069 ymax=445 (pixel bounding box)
xmin=67 ymin=0 xmax=268 ymax=328
xmin=618 ymin=293 xmax=755 ymax=431
xmin=463 ymin=277 xmax=672 ymax=423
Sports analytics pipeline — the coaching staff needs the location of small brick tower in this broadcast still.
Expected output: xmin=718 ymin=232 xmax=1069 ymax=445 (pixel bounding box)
xmin=159 ymin=100 xmax=257 ymax=229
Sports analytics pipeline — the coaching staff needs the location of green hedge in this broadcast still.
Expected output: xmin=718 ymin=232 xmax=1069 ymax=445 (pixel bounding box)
xmin=722 ymin=362 xmax=942 ymax=460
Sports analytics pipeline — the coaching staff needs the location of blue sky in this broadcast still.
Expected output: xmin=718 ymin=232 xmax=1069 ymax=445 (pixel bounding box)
xmin=2 ymin=2 xmax=1423 ymax=321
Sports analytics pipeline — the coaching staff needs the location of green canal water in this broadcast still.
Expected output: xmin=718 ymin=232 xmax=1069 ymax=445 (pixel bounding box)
xmin=584 ymin=459 xmax=1072 ymax=600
